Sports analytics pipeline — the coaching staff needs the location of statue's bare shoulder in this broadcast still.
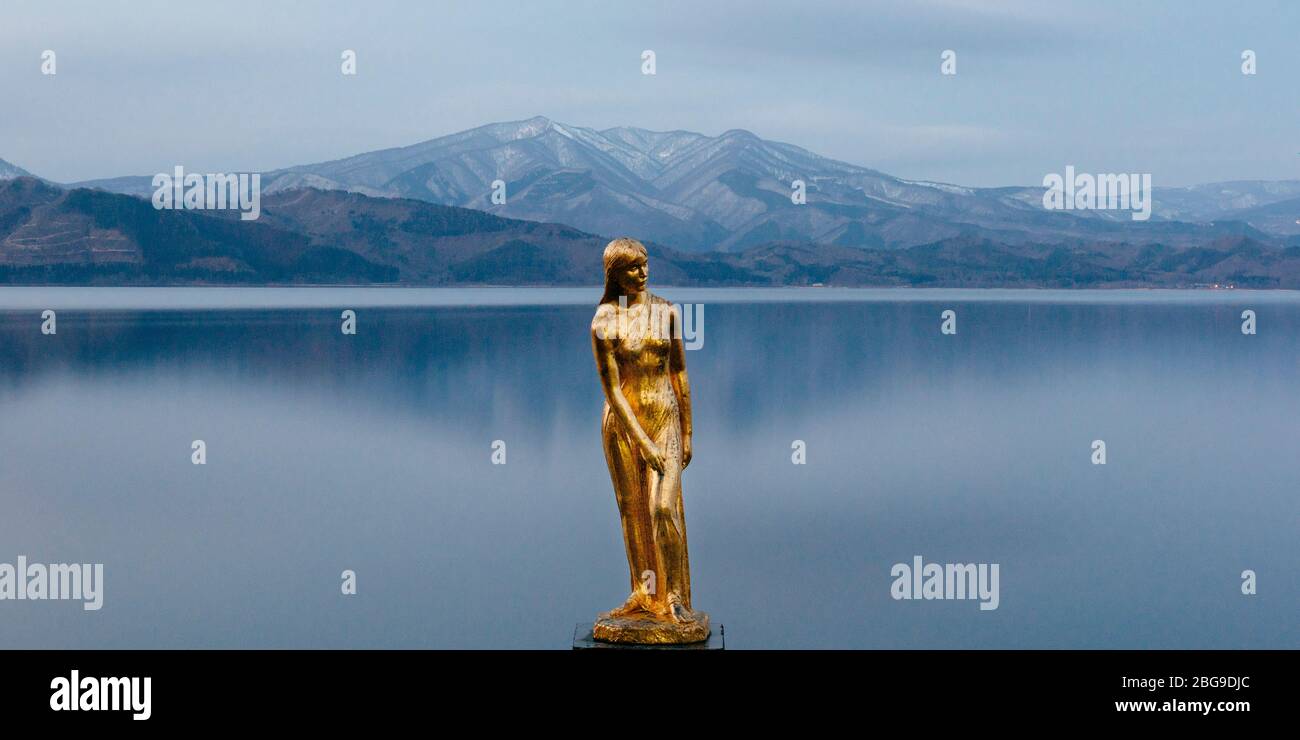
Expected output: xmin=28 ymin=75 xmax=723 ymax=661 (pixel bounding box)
xmin=592 ymin=302 xmax=618 ymax=342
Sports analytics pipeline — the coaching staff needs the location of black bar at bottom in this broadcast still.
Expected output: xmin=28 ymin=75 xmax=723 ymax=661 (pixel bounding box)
xmin=0 ymin=649 xmax=1287 ymax=726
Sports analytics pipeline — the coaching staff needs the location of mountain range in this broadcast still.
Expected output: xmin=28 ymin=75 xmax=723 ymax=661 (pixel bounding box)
xmin=46 ymin=116 xmax=1300 ymax=252
xmin=4 ymin=175 xmax=1300 ymax=289
xmin=2 ymin=116 xmax=1299 ymax=287
xmin=0 ymin=158 xmax=33 ymax=180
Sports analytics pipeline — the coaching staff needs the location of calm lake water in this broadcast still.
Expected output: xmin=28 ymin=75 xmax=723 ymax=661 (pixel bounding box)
xmin=0 ymin=287 xmax=1296 ymax=648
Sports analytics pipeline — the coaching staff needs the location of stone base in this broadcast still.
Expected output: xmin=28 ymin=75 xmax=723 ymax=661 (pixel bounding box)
xmin=574 ymin=621 xmax=724 ymax=650
xmin=586 ymin=609 xmax=712 ymax=646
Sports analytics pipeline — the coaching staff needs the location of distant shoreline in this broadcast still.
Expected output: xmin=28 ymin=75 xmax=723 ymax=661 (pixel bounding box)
xmin=0 ymin=282 xmax=1272 ymax=291
xmin=2 ymin=285 xmax=1296 ymax=313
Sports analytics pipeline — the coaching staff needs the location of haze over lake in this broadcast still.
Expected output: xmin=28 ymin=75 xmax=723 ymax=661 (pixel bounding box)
xmin=1 ymin=287 xmax=1295 ymax=648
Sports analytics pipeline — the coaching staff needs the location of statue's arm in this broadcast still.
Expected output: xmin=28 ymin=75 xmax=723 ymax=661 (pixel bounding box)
xmin=593 ymin=324 xmax=666 ymax=473
xmin=668 ymin=307 xmax=693 ymax=467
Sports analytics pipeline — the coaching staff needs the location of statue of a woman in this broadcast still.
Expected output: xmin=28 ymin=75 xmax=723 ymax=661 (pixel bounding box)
xmin=590 ymin=237 xmax=710 ymax=644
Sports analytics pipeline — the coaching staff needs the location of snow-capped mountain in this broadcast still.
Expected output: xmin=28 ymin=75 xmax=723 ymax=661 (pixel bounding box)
xmin=0 ymin=159 xmax=33 ymax=180
xmin=248 ymin=116 xmax=997 ymax=250
xmin=61 ymin=116 xmax=1300 ymax=252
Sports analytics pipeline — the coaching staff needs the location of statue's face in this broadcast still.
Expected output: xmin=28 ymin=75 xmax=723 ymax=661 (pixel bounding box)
xmin=615 ymin=256 xmax=648 ymax=294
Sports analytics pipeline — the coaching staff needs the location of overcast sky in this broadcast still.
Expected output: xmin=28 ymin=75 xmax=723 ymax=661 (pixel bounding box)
xmin=1 ymin=0 xmax=1296 ymax=187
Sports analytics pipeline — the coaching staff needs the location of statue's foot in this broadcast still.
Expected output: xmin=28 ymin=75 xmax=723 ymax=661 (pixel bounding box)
xmin=605 ymin=591 xmax=650 ymax=618
xmin=667 ymin=593 xmax=698 ymax=624
xmin=593 ymin=601 xmax=711 ymax=645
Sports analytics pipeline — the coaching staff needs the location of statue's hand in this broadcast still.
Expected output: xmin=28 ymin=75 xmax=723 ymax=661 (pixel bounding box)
xmin=682 ymin=435 xmax=692 ymax=469
xmin=641 ymin=441 xmax=666 ymax=474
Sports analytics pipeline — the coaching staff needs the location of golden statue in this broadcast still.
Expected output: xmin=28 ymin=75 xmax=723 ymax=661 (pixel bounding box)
xmin=590 ymin=237 xmax=710 ymax=644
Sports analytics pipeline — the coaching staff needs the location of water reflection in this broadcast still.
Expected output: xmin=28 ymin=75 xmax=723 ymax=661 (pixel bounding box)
xmin=0 ymin=290 xmax=1295 ymax=648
